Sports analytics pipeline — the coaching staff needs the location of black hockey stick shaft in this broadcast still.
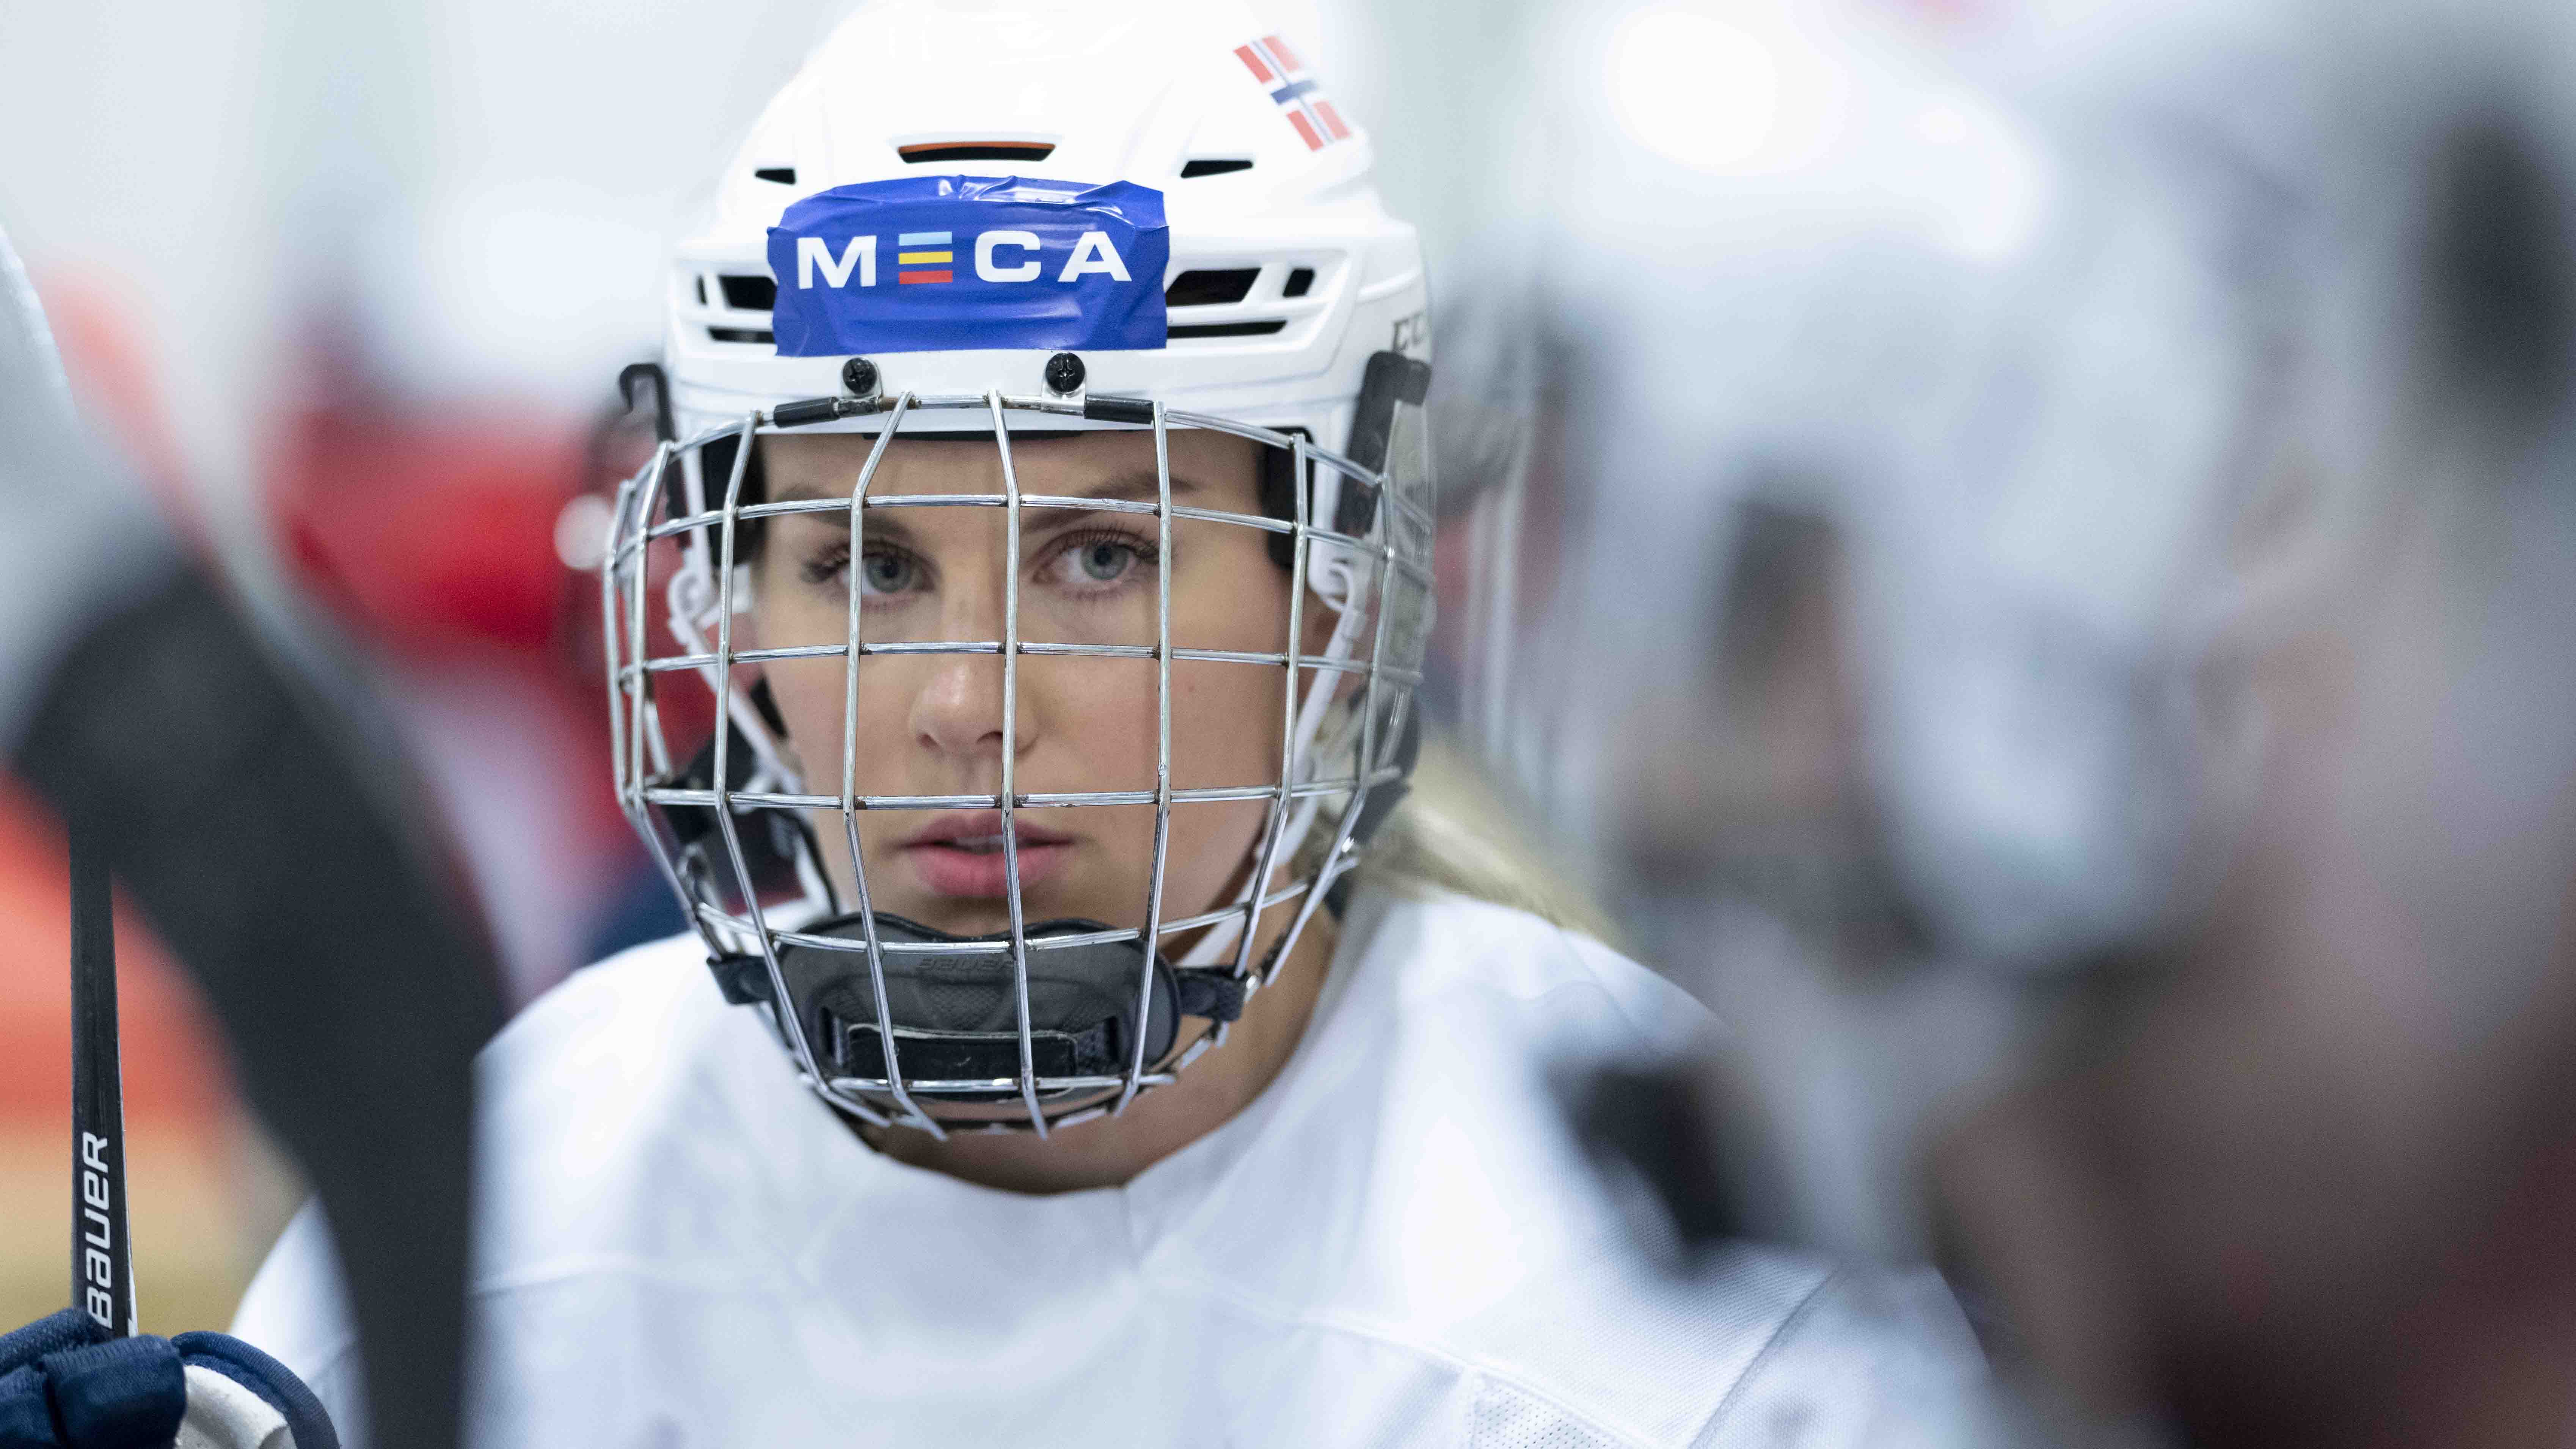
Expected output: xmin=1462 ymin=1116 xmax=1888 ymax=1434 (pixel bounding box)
xmin=69 ymin=815 xmax=133 ymax=1337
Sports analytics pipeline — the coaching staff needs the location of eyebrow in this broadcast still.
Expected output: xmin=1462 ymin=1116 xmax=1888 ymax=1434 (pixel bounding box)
xmin=769 ymin=469 xmax=1205 ymax=526
xmin=1022 ymin=470 xmax=1204 ymax=510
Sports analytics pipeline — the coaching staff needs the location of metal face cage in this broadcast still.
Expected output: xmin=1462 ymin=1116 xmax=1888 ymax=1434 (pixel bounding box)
xmin=601 ymin=378 xmax=1434 ymax=1136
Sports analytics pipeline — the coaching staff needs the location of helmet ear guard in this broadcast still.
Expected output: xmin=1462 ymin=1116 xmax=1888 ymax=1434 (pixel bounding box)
xmin=1345 ymin=352 xmax=1433 ymax=474
xmin=618 ymin=361 xmax=677 ymax=444
xmin=1262 ymin=350 xmax=1431 ymax=600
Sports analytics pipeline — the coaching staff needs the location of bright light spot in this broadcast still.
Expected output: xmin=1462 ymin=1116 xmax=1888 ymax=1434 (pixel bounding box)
xmin=1908 ymin=89 xmax=2051 ymax=264
xmin=1915 ymin=104 xmax=1970 ymax=144
xmin=1607 ymin=8 xmax=1781 ymax=172
xmin=555 ymin=493 xmax=613 ymax=572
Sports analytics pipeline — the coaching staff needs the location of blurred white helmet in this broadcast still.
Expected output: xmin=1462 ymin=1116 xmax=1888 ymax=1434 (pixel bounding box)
xmin=604 ymin=0 xmax=1436 ymax=1136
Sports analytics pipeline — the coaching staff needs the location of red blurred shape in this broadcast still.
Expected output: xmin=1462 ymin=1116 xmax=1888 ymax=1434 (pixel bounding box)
xmin=273 ymin=402 xmax=584 ymax=659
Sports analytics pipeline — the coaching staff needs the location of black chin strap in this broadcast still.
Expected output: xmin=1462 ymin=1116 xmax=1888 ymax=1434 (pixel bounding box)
xmin=708 ymin=933 xmax=1245 ymax=1091
xmin=1172 ymin=970 xmax=1249 ymax=1022
xmin=705 ymin=947 xmax=1247 ymax=1024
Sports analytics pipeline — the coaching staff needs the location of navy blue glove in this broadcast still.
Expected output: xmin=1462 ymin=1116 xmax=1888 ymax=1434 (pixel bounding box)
xmin=0 ymin=1310 xmax=179 ymax=1449
xmin=0 ymin=1310 xmax=336 ymax=1449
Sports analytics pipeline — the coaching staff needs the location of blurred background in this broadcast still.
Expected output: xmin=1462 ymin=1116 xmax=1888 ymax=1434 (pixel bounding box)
xmin=10 ymin=0 xmax=2576 ymax=1441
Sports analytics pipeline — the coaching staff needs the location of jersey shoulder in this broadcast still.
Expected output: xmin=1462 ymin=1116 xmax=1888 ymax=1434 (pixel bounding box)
xmin=1388 ymin=1253 xmax=1992 ymax=1449
xmin=1188 ymin=889 xmax=1988 ymax=1446
xmin=1363 ymin=886 xmax=1713 ymax=1055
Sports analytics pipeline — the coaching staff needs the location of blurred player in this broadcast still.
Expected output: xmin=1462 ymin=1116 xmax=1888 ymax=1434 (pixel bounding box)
xmin=1932 ymin=4 xmax=2576 ymax=1442
xmin=2 ymin=206 xmax=499 ymax=1446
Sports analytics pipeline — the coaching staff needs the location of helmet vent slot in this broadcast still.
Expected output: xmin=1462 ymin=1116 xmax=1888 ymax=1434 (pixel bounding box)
xmin=718 ymin=275 xmax=778 ymax=311
xmin=1164 ymin=269 xmax=1261 ymax=308
xmin=709 ymin=327 xmax=775 ymax=345
xmin=1168 ymin=319 xmax=1287 ymax=340
xmin=754 ymin=166 xmax=797 ymax=185
xmin=1283 ymin=267 xmax=1316 ymax=298
xmin=897 ymin=141 xmax=1056 ymax=164
xmin=1180 ymin=158 xmax=1254 ymax=179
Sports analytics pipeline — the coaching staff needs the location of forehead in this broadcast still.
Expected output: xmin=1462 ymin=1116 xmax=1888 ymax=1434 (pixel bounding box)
xmin=761 ymin=427 xmax=1263 ymax=505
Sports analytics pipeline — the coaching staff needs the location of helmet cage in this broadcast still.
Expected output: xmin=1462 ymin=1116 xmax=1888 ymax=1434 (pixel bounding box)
xmin=601 ymin=383 xmax=1433 ymax=1136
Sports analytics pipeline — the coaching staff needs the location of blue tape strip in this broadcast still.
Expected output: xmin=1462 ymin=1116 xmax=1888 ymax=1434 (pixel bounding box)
xmin=766 ymin=176 xmax=1169 ymax=354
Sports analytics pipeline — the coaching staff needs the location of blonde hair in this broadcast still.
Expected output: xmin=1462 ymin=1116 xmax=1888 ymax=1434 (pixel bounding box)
xmin=1345 ymin=730 xmax=1623 ymax=951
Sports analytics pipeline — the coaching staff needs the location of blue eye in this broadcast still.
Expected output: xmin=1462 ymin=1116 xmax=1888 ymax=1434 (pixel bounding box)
xmin=1078 ymin=538 xmax=1136 ymax=582
xmin=1041 ymin=529 xmax=1156 ymax=592
xmin=859 ymin=549 xmax=919 ymax=595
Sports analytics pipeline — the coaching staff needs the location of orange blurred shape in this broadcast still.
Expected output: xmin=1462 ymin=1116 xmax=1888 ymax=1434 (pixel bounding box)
xmin=35 ymin=273 xmax=196 ymax=535
xmin=0 ymin=780 xmax=229 ymax=1130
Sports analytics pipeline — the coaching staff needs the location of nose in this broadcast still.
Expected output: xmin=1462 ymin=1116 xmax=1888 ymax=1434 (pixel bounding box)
xmin=906 ymin=575 xmax=1036 ymax=771
xmin=908 ymin=653 xmax=1031 ymax=766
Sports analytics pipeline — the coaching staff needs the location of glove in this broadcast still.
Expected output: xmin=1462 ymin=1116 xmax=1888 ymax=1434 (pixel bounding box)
xmin=0 ymin=1310 xmax=337 ymax=1449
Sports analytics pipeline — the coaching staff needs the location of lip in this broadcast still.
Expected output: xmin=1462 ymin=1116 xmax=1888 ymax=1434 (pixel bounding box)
xmin=896 ymin=810 xmax=1075 ymax=898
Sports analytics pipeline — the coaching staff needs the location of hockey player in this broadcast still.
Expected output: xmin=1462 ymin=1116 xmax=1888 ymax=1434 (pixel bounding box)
xmin=229 ymin=2 xmax=1988 ymax=1443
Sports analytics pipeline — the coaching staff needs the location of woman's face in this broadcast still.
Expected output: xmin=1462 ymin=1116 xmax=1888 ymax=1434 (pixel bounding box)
xmin=749 ymin=427 xmax=1303 ymax=945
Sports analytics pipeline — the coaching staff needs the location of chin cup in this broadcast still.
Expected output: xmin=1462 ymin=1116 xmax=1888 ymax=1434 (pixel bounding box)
xmin=710 ymin=913 xmax=1246 ymax=1101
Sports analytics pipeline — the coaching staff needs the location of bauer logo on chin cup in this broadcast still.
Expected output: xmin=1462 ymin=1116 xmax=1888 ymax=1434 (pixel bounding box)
xmin=765 ymin=175 xmax=1170 ymax=355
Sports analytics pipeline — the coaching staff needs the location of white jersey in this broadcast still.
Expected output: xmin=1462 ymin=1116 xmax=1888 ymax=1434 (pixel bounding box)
xmin=231 ymin=887 xmax=1989 ymax=1447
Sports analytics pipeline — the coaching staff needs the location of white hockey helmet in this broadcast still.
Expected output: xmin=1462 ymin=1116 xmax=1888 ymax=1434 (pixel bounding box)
xmin=604 ymin=0 xmax=1436 ymax=1136
xmin=665 ymin=0 xmax=1431 ymax=448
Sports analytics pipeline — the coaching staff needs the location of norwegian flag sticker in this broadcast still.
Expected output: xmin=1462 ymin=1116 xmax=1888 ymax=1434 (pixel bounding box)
xmin=1234 ymin=34 xmax=1351 ymax=152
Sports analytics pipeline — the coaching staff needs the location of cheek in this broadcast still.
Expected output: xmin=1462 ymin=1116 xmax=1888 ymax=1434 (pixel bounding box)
xmin=1165 ymin=559 xmax=1299 ymax=789
xmin=1153 ymin=660 xmax=1292 ymax=919
xmin=1014 ymin=650 xmax=1289 ymax=917
xmin=1027 ymin=656 xmax=1160 ymax=792
xmin=750 ymin=572 xmax=847 ymax=648
xmin=754 ymin=647 xmax=856 ymax=774
xmin=1168 ymin=661 xmax=1288 ymax=789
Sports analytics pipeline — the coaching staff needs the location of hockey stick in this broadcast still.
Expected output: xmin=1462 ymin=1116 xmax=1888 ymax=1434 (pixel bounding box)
xmin=68 ymin=815 xmax=133 ymax=1337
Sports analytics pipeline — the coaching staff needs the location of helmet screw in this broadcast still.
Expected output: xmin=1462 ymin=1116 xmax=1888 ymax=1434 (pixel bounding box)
xmin=841 ymin=356 xmax=879 ymax=396
xmin=1044 ymin=352 xmax=1086 ymax=395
